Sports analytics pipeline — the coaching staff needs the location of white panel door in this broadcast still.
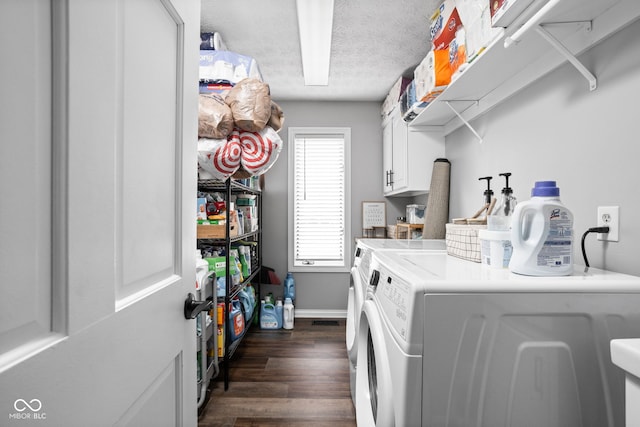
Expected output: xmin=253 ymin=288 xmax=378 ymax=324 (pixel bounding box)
xmin=0 ymin=0 xmax=200 ymax=426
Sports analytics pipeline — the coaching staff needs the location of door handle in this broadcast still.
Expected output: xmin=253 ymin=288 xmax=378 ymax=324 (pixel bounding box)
xmin=184 ymin=293 xmax=213 ymax=319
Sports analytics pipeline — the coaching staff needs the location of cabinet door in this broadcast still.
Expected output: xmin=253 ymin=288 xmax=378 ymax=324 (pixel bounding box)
xmin=391 ymin=111 xmax=409 ymax=191
xmin=382 ymin=116 xmax=394 ymax=194
xmin=382 ymin=109 xmax=445 ymax=197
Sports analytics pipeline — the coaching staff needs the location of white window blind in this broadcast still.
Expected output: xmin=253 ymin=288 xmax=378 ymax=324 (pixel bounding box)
xmin=288 ymin=128 xmax=351 ymax=271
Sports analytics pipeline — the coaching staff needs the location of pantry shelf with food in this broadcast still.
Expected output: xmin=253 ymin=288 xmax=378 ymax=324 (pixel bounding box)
xmin=195 ymin=44 xmax=285 ymax=399
xmin=408 ymin=0 xmax=640 ymax=137
xmin=196 ymin=177 xmax=263 ymax=394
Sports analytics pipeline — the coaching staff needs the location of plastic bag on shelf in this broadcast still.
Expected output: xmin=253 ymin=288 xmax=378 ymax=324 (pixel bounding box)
xmin=198 ymin=94 xmax=234 ymax=139
xmin=267 ymin=101 xmax=285 ymax=132
xmin=199 ymin=50 xmax=262 ymax=84
xmin=197 ymin=134 xmax=242 ymax=180
xmin=225 ymin=78 xmax=271 ymax=132
xmin=238 ymin=126 xmax=283 ymax=176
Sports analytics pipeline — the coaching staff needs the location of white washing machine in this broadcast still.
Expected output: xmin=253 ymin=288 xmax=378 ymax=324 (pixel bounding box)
xmin=356 ymin=250 xmax=640 ymax=426
xmin=347 ymin=239 xmax=445 ymax=404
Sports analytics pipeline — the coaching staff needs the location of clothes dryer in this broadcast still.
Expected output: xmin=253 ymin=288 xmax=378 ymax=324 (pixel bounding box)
xmin=356 ymin=250 xmax=640 ymax=426
xmin=347 ymin=239 xmax=445 ymax=404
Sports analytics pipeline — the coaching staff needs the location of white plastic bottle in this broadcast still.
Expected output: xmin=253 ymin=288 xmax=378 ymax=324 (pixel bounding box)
xmin=283 ymin=298 xmax=294 ymax=330
xmin=195 ymin=249 xmax=210 ymax=290
xmin=509 ymin=181 xmax=573 ymax=276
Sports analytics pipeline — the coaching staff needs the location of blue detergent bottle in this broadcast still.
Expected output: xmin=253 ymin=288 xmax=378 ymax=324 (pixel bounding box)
xmin=275 ymin=299 xmax=284 ymax=329
xmin=260 ymin=301 xmax=280 ymax=329
xmin=284 ymin=272 xmax=295 ymax=302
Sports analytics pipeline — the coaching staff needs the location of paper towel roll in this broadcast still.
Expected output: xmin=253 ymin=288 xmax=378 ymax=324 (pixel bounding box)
xmin=422 ymin=158 xmax=451 ymax=239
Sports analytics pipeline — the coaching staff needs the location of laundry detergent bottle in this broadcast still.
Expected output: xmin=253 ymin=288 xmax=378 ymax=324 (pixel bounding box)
xmin=283 ymin=298 xmax=294 ymax=330
xmin=509 ymin=181 xmax=573 ymax=276
xmin=284 ymin=272 xmax=295 ymax=302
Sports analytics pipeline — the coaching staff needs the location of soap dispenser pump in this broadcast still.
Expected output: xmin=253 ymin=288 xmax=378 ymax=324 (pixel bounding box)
xmin=488 ymin=172 xmax=517 ymax=231
xmin=479 ymin=176 xmax=494 ymax=207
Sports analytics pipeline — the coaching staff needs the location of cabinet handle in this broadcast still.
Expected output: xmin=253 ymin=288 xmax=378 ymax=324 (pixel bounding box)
xmin=388 ymin=170 xmax=394 ymax=186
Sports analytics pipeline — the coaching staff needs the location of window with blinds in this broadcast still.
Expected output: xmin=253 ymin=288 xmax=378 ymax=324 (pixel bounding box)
xmin=288 ymin=128 xmax=351 ymax=272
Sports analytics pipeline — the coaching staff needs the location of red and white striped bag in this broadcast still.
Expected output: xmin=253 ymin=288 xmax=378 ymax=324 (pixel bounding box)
xmin=238 ymin=127 xmax=283 ymax=176
xmin=198 ymin=127 xmax=282 ymax=179
xmin=197 ymin=132 xmax=242 ymax=180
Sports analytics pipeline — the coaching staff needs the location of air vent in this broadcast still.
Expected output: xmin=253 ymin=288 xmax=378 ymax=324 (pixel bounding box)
xmin=312 ymin=320 xmax=340 ymax=326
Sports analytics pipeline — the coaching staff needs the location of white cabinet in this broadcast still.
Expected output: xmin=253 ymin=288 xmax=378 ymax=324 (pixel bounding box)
xmin=383 ymin=108 xmax=445 ymax=197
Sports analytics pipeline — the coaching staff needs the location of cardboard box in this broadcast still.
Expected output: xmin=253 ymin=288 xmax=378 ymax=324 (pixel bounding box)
xmin=197 ymin=218 xmax=238 ymax=239
xmin=235 ymin=194 xmax=257 ymax=206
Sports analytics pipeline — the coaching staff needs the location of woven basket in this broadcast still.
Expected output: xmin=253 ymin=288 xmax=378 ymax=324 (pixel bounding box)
xmin=445 ymin=223 xmax=487 ymax=262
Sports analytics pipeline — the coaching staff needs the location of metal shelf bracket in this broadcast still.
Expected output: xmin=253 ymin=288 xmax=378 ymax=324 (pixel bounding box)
xmin=535 ymin=24 xmax=597 ymax=91
xmin=502 ymin=0 xmax=596 ymax=91
xmin=445 ymin=101 xmax=483 ymax=144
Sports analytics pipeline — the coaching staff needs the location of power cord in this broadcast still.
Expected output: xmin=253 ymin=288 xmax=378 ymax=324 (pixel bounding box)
xmin=581 ymin=226 xmax=610 ymax=268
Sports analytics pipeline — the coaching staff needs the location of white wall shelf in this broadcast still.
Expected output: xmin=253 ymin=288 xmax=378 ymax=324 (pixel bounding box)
xmin=409 ymin=0 xmax=640 ymax=137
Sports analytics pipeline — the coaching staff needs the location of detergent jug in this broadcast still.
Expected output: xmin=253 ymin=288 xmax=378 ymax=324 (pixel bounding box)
xmin=228 ymin=299 xmax=246 ymax=341
xmin=260 ymin=301 xmax=280 ymax=329
xmin=509 ymin=181 xmax=573 ymax=276
xmin=283 ymin=298 xmax=294 ymax=330
xmin=284 ymin=272 xmax=295 ymax=302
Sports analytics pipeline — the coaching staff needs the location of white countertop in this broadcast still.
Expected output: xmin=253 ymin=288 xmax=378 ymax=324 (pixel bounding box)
xmin=371 ymin=251 xmax=640 ymax=293
xmin=611 ymin=339 xmax=640 ymax=379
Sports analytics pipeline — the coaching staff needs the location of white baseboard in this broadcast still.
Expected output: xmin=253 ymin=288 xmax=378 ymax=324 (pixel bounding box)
xmin=294 ymin=309 xmax=347 ymax=319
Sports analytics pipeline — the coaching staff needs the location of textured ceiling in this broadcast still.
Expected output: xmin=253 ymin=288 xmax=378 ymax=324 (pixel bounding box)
xmin=201 ymin=0 xmax=442 ymax=102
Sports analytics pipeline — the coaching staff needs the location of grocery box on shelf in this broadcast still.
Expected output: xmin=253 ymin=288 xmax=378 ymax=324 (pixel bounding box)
xmin=235 ymin=193 xmax=257 ymax=206
xmin=197 ymin=216 xmax=239 ymax=239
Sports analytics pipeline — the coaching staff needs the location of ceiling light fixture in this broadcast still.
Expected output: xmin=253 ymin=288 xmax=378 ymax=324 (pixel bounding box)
xmin=296 ymin=0 xmax=334 ymax=86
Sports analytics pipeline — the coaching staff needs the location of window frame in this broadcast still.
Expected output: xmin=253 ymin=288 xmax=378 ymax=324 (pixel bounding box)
xmin=287 ymin=127 xmax=351 ymax=273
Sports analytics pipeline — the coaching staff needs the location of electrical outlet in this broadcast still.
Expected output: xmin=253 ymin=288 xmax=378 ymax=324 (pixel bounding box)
xmin=597 ymin=206 xmax=619 ymax=242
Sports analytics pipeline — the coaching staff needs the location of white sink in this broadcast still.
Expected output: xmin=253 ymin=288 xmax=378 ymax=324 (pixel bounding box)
xmin=611 ymin=339 xmax=640 ymax=426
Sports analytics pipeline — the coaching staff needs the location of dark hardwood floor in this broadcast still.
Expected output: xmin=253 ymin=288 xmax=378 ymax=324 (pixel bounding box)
xmin=198 ymin=318 xmax=357 ymax=427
